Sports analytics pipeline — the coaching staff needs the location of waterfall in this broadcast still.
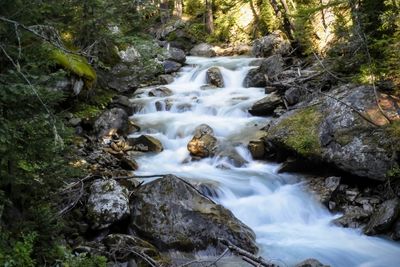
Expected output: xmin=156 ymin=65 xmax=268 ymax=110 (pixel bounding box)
xmin=129 ymin=56 xmax=400 ymax=267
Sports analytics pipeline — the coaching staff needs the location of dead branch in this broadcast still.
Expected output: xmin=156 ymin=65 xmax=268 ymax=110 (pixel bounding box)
xmin=178 ymin=248 xmax=230 ymax=267
xmin=312 ymin=52 xmax=346 ymax=82
xmin=218 ymin=238 xmax=277 ymax=267
xmin=113 ymin=174 xmax=166 ymax=180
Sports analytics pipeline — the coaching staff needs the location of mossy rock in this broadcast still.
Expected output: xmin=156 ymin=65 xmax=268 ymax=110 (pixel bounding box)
xmin=267 ymin=107 xmax=323 ymax=157
xmin=51 ymin=49 xmax=96 ymax=88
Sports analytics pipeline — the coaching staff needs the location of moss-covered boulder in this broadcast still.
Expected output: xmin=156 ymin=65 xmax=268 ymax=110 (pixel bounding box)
xmin=130 ymin=175 xmax=257 ymax=253
xmin=265 ymin=84 xmax=399 ymax=181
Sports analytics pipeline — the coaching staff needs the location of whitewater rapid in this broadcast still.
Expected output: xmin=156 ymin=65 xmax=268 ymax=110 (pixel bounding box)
xmin=129 ymin=56 xmax=400 ymax=267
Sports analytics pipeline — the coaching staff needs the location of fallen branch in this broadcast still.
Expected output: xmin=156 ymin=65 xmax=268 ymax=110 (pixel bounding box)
xmin=218 ymin=238 xmax=278 ymax=267
xmin=178 ymin=248 xmax=230 ymax=267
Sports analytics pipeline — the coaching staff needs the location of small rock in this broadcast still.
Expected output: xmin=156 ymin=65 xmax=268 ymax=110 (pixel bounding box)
xmin=159 ymin=74 xmax=175 ymax=84
xmin=128 ymin=135 xmax=163 ymax=153
xmin=163 ymin=60 xmax=182 ymax=74
xmin=206 ymin=67 xmax=224 ymax=88
xmin=120 ymin=156 xmax=139 ymax=171
xmin=87 ymin=180 xmax=129 ymax=229
xmin=148 ymin=86 xmax=173 ymax=97
xmin=109 ymin=95 xmax=136 ymax=115
xmin=248 ymin=140 xmax=265 ymax=159
xmin=94 ymin=108 xmax=129 ymax=138
xmin=295 ymin=258 xmax=330 ymax=267
xmin=285 ymin=87 xmax=305 ymax=106
xmin=365 ymin=198 xmax=400 ymax=235
xmin=249 ymin=92 xmax=282 ymax=116
xmin=187 ymin=124 xmax=217 ymax=158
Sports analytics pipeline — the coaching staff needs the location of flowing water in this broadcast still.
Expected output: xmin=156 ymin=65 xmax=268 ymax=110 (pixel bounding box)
xmin=130 ymin=56 xmax=400 ymax=267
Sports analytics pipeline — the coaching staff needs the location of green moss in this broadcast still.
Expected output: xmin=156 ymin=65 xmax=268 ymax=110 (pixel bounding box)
xmin=73 ymin=88 xmax=116 ymax=119
xmin=51 ymin=49 xmax=96 ymax=87
xmin=269 ymin=107 xmax=323 ymax=157
xmin=384 ymin=120 xmax=400 ymax=150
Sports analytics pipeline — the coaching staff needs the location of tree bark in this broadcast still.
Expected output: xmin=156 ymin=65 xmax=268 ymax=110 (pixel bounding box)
xmin=205 ymin=0 xmax=214 ymax=34
xmin=173 ymin=0 xmax=183 ymax=18
xmin=160 ymin=0 xmax=169 ymax=24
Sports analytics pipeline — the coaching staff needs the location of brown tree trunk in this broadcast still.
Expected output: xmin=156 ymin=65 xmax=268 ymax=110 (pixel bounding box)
xmin=173 ymin=0 xmax=183 ymax=18
xmin=249 ymin=0 xmax=260 ymax=38
xmin=269 ymin=0 xmax=294 ymax=40
xmin=205 ymin=0 xmax=214 ymax=34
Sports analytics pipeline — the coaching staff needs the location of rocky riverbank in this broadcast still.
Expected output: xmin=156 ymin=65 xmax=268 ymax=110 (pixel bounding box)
xmin=57 ymin=28 xmax=400 ymax=266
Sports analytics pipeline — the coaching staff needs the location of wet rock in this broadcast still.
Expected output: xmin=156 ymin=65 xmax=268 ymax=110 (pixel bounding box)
xmin=109 ymin=95 xmax=136 ymax=115
xmin=128 ymin=135 xmax=163 ymax=153
xmin=248 ymin=140 xmax=265 ymax=159
xmin=206 ymin=67 xmax=224 ymax=88
xmin=155 ymin=99 xmax=173 ymax=111
xmin=295 ymin=258 xmax=330 ymax=267
xmin=216 ymin=148 xmax=248 ymax=167
xmin=158 ymin=74 xmax=175 ymax=84
xmin=365 ymin=198 xmax=400 ymax=235
xmin=120 ymin=156 xmax=139 ymax=171
xmin=333 ymin=205 xmax=372 ymax=229
xmin=87 ymin=180 xmax=129 ymax=229
xmin=130 ymin=175 xmax=257 ymax=253
xmin=166 ymin=47 xmax=186 ymax=63
xmin=148 ymin=87 xmax=173 ymax=97
xmin=190 ymin=43 xmax=216 ymax=57
xmin=187 ymin=124 xmax=217 ymax=157
xmin=163 ymin=60 xmax=182 ymax=74
xmin=252 ymin=32 xmax=291 ymax=58
xmin=392 ymin=218 xmax=400 ymax=240
xmin=249 ymin=92 xmax=282 ymax=116
xmin=306 ymin=176 xmax=341 ymax=206
xmin=94 ymin=108 xmax=129 ymax=138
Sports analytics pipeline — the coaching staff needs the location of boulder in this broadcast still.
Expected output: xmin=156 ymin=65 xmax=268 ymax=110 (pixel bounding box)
xmin=190 ymin=43 xmax=216 ymax=57
xmin=243 ymin=69 xmax=266 ymax=88
xmin=252 ymin=32 xmax=291 ymax=58
xmin=128 ymin=135 xmax=163 ymax=153
xmin=216 ymin=147 xmax=248 ymax=167
xmin=166 ymin=47 xmax=186 ymax=63
xmin=109 ymin=95 xmax=136 ymax=115
xmin=365 ymin=198 xmax=400 ymax=235
xmin=243 ymin=55 xmax=284 ymax=88
xmin=130 ymin=175 xmax=257 ymax=253
xmin=163 ymin=60 xmax=182 ymax=74
xmin=87 ymin=179 xmax=129 ymax=229
xmin=120 ymin=156 xmax=139 ymax=171
xmin=148 ymin=86 xmax=173 ymax=97
xmin=187 ymin=124 xmax=217 ymax=157
xmin=94 ymin=108 xmax=129 ymax=138
xmin=158 ymin=74 xmax=175 ymax=84
xmin=249 ymin=92 xmax=283 ymax=116
xmin=206 ymin=67 xmax=224 ymax=88
xmin=265 ymin=84 xmax=399 ymax=180
xmin=295 ymin=258 xmax=330 ymax=267
xmin=306 ymin=176 xmax=341 ymax=206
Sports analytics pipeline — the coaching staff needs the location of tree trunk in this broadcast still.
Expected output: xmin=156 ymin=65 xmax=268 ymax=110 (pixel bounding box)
xmin=160 ymin=0 xmax=169 ymax=24
xmin=173 ymin=0 xmax=183 ymax=18
xmin=205 ymin=0 xmax=214 ymax=34
xmin=249 ymin=0 xmax=261 ymax=38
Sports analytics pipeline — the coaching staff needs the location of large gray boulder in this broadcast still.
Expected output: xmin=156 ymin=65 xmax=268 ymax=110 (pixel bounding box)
xmin=187 ymin=124 xmax=217 ymax=157
xmin=365 ymin=198 xmax=400 ymax=235
xmin=190 ymin=43 xmax=216 ymax=57
xmin=243 ymin=55 xmax=284 ymax=88
xmin=206 ymin=67 xmax=224 ymax=88
xmin=252 ymin=32 xmax=291 ymax=58
xmin=94 ymin=108 xmax=129 ymax=137
xmin=130 ymin=175 xmax=258 ymax=253
xmin=87 ymin=180 xmax=129 ymax=229
xmin=249 ymin=92 xmax=283 ymax=116
xmin=265 ymin=84 xmax=399 ymax=180
xmin=166 ymin=47 xmax=186 ymax=63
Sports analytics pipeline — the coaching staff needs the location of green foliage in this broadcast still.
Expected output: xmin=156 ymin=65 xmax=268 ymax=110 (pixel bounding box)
xmin=73 ymin=88 xmax=116 ymax=119
xmin=58 ymin=249 xmax=107 ymax=267
xmin=269 ymin=107 xmax=322 ymax=157
xmin=0 ymin=232 xmax=37 ymax=267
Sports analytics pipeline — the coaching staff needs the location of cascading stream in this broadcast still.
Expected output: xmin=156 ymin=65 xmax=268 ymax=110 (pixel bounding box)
xmin=129 ymin=56 xmax=400 ymax=267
